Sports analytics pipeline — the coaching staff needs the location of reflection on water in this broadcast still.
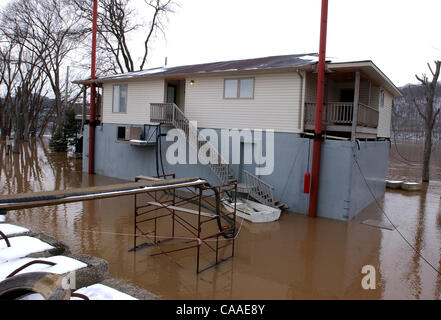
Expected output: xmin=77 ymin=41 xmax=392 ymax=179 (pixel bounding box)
xmin=1 ymin=139 xmax=440 ymax=299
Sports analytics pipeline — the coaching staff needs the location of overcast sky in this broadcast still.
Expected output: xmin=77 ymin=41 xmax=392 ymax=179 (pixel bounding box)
xmin=139 ymin=0 xmax=441 ymax=87
xmin=1 ymin=0 xmax=440 ymax=87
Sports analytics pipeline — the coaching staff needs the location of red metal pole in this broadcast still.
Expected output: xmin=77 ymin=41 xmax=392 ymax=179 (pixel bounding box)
xmin=308 ymin=0 xmax=329 ymax=218
xmin=88 ymin=0 xmax=98 ymax=174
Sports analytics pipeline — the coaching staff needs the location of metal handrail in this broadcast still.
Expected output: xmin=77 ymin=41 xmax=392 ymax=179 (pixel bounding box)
xmin=244 ymin=170 xmax=275 ymax=207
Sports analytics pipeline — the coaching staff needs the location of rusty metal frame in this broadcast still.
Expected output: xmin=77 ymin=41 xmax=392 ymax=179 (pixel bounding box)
xmin=133 ymin=174 xmax=237 ymax=274
xmin=0 ymin=230 xmax=11 ymax=247
xmin=7 ymin=260 xmax=57 ymax=279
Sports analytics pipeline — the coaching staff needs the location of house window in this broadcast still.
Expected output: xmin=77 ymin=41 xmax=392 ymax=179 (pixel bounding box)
xmin=117 ymin=126 xmax=126 ymax=140
xmin=113 ymin=84 xmax=127 ymax=113
xmin=224 ymin=78 xmax=254 ymax=99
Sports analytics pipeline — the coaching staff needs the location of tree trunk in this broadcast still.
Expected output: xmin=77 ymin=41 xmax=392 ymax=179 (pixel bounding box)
xmin=23 ymin=105 xmax=30 ymax=140
xmin=422 ymin=127 xmax=432 ymax=182
xmin=13 ymin=101 xmax=24 ymax=154
xmin=39 ymin=104 xmax=56 ymax=137
xmin=55 ymin=92 xmax=63 ymax=134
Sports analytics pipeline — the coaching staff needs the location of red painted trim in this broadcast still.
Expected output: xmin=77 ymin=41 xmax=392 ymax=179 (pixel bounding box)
xmin=308 ymin=0 xmax=329 ymax=218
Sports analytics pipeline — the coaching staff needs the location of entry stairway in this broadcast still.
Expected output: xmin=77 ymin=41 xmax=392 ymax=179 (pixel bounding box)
xmin=150 ymin=103 xmax=287 ymax=209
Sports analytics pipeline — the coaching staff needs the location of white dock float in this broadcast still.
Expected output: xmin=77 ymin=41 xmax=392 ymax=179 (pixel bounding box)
xmin=401 ymin=182 xmax=423 ymax=191
xmin=386 ymin=180 xmax=404 ymax=189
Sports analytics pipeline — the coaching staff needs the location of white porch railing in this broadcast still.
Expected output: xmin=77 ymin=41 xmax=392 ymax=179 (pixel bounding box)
xmin=304 ymin=102 xmax=379 ymax=129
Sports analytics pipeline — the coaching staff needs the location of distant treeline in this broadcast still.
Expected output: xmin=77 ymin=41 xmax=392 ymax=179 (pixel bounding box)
xmin=0 ymin=0 xmax=176 ymax=142
xmin=392 ymin=83 xmax=441 ymax=141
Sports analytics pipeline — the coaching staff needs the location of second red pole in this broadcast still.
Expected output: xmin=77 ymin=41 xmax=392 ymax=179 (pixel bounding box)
xmin=88 ymin=0 xmax=98 ymax=175
xmin=308 ymin=0 xmax=329 ymax=218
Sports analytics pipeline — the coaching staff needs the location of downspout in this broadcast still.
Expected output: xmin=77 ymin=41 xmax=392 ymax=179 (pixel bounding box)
xmin=297 ymin=70 xmax=305 ymax=131
xmin=308 ymin=0 xmax=329 ymax=218
xmin=81 ymin=86 xmax=87 ymax=132
xmin=88 ymin=0 xmax=98 ymax=174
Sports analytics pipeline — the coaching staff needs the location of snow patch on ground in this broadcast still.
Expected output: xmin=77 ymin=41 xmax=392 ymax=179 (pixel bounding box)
xmin=0 ymin=216 xmax=6 ymax=223
xmin=0 ymin=256 xmax=87 ymax=281
xmin=0 ymin=224 xmax=29 ymax=236
xmin=73 ymin=284 xmax=137 ymax=300
xmin=0 ymin=236 xmax=54 ymax=263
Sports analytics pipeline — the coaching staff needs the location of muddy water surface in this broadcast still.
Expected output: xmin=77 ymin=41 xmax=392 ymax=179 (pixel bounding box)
xmin=1 ymin=139 xmax=441 ymax=299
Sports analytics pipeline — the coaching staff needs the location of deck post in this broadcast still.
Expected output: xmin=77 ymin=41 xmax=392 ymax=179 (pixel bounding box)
xmin=351 ymin=71 xmax=361 ymax=141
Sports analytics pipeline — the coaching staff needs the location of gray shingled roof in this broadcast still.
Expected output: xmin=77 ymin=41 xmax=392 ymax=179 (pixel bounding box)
xmin=75 ymin=53 xmax=319 ymax=84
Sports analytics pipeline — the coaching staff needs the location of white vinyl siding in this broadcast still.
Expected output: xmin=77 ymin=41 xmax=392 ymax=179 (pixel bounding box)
xmin=377 ymin=90 xmax=393 ymax=138
xmin=102 ymin=79 xmax=164 ymax=125
xmin=186 ymin=72 xmax=302 ymax=133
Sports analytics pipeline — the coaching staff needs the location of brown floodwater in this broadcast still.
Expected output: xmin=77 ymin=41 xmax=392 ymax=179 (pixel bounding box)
xmin=1 ymin=139 xmax=441 ymax=299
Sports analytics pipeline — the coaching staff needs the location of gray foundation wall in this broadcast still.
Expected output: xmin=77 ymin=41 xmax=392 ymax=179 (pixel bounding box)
xmin=83 ymin=124 xmax=389 ymax=221
xmin=348 ymin=140 xmax=389 ymax=219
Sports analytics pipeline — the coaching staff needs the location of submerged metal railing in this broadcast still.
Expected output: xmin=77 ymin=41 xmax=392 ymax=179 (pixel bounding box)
xmin=243 ymin=170 xmax=275 ymax=208
xmin=304 ymin=102 xmax=379 ymax=129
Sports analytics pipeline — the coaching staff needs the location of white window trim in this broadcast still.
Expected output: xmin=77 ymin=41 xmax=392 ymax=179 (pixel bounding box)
xmin=223 ymin=78 xmax=255 ymax=100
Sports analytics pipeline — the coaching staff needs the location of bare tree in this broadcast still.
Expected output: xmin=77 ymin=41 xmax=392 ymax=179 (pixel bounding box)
xmin=408 ymin=61 xmax=441 ymax=182
xmin=1 ymin=0 xmax=86 ymax=133
xmin=0 ymin=45 xmax=19 ymax=139
xmin=73 ymin=0 xmax=175 ymax=74
xmin=0 ymin=35 xmax=50 ymax=152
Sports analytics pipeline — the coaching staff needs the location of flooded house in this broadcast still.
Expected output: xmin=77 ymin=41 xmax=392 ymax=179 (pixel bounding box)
xmin=75 ymin=53 xmax=402 ymax=221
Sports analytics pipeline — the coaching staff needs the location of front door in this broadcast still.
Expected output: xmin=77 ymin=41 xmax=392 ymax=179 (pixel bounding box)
xmin=340 ymin=89 xmax=355 ymax=102
xmin=167 ymin=85 xmax=177 ymax=104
